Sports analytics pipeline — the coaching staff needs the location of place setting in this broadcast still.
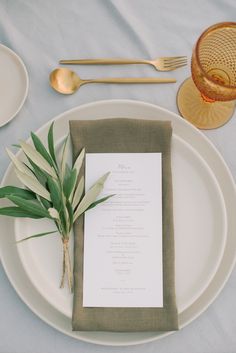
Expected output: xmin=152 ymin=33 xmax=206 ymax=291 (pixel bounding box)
xmin=0 ymin=22 xmax=236 ymax=347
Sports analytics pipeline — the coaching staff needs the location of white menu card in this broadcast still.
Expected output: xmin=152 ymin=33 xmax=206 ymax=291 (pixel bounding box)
xmin=83 ymin=153 xmax=163 ymax=308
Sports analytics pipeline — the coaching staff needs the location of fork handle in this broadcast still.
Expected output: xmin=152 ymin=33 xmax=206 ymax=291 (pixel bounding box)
xmin=59 ymin=58 xmax=150 ymax=65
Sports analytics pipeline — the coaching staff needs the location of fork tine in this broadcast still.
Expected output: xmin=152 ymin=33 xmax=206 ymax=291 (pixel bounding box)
xmin=161 ymin=56 xmax=187 ymax=60
xmin=163 ymin=63 xmax=187 ymax=71
xmin=163 ymin=57 xmax=187 ymax=64
xmin=163 ymin=59 xmax=187 ymax=68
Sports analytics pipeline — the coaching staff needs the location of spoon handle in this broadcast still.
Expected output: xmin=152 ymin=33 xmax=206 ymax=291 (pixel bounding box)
xmin=83 ymin=77 xmax=176 ymax=84
xmin=60 ymin=58 xmax=150 ymax=65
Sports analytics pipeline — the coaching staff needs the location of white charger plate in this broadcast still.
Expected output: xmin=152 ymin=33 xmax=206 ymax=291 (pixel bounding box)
xmin=0 ymin=100 xmax=236 ymax=346
xmin=0 ymin=44 xmax=29 ymax=127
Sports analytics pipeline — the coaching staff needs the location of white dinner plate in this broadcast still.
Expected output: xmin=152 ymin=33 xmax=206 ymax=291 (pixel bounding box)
xmin=14 ymin=133 xmax=226 ymax=317
xmin=0 ymin=44 xmax=29 ymax=127
xmin=0 ymin=100 xmax=236 ymax=346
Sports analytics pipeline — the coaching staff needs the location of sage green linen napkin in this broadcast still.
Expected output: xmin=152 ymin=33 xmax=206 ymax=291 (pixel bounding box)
xmin=70 ymin=118 xmax=178 ymax=332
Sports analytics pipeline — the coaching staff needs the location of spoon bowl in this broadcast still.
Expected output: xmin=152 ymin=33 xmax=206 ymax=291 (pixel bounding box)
xmin=50 ymin=68 xmax=81 ymax=94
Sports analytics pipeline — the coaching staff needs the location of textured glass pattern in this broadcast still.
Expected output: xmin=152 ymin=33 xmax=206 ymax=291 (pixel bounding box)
xmin=192 ymin=23 xmax=236 ymax=101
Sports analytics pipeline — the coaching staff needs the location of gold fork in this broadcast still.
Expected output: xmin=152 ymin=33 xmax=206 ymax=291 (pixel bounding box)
xmin=59 ymin=56 xmax=187 ymax=72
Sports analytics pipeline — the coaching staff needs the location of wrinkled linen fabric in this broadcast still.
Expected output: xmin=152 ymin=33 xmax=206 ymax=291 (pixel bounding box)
xmin=70 ymin=118 xmax=178 ymax=332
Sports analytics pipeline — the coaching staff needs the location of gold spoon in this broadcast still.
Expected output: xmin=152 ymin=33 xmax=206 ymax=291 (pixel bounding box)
xmin=49 ymin=68 xmax=176 ymax=94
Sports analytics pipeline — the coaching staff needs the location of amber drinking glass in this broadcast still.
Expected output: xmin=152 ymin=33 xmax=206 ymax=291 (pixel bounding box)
xmin=177 ymin=22 xmax=236 ymax=129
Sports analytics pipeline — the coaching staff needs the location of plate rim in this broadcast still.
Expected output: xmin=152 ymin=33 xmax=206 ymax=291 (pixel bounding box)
xmin=0 ymin=99 xmax=236 ymax=347
xmin=0 ymin=43 xmax=29 ymax=127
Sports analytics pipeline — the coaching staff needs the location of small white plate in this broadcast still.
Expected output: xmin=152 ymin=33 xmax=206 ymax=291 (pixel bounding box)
xmin=0 ymin=44 xmax=29 ymax=127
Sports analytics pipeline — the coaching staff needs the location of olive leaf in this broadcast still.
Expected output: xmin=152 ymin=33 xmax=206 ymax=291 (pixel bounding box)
xmin=31 ymin=132 xmax=56 ymax=169
xmin=60 ymin=135 xmax=70 ymax=179
xmin=66 ymin=200 xmax=73 ymax=231
xmin=48 ymin=207 xmax=60 ymax=219
xmin=0 ymin=206 xmax=44 ymax=218
xmin=73 ymin=172 xmax=110 ymax=221
xmin=15 ymin=169 xmax=51 ymax=201
xmin=8 ymin=195 xmax=52 ymax=218
xmin=20 ymin=140 xmax=57 ymax=178
xmin=73 ymin=148 xmax=85 ymax=175
xmin=37 ymin=195 xmax=52 ymax=210
xmin=17 ymin=230 xmax=57 ymax=243
xmin=86 ymin=194 xmax=115 ymax=211
xmin=6 ymin=148 xmax=34 ymax=178
xmin=59 ymin=208 xmax=67 ymax=235
xmin=0 ymin=186 xmax=36 ymax=200
xmin=72 ymin=176 xmax=84 ymax=209
xmin=63 ymin=168 xmax=77 ymax=200
xmin=47 ymin=178 xmax=62 ymax=211
xmin=25 ymin=158 xmax=48 ymax=186
xmin=48 ymin=122 xmax=57 ymax=166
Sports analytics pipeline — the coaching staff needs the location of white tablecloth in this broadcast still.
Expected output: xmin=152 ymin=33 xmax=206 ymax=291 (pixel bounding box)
xmin=0 ymin=1 xmax=236 ymax=352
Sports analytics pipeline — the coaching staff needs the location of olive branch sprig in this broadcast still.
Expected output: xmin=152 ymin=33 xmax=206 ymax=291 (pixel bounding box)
xmin=0 ymin=122 xmax=114 ymax=291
